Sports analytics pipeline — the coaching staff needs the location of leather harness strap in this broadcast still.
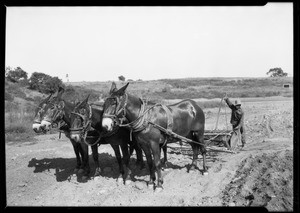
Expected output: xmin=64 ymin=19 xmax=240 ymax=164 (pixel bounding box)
xmin=161 ymin=104 xmax=173 ymax=132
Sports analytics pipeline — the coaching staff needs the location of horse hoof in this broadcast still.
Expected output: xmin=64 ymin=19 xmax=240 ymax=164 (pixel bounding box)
xmin=189 ymin=168 xmax=196 ymax=173
xmin=117 ymin=177 xmax=124 ymax=183
xmin=94 ymin=168 xmax=102 ymax=176
xmin=155 ymin=186 xmax=163 ymax=192
xmin=78 ymin=169 xmax=85 ymax=174
xmin=125 ymin=179 xmax=132 ymax=185
xmin=148 ymin=183 xmax=154 ymax=189
xmin=82 ymin=175 xmax=89 ymax=182
xmin=203 ymin=171 xmax=209 ymax=176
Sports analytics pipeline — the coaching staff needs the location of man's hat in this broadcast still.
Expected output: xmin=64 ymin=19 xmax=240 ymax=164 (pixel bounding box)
xmin=235 ymin=99 xmax=242 ymax=106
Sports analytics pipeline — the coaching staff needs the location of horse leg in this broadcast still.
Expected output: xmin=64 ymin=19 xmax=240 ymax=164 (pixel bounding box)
xmin=138 ymin=141 xmax=156 ymax=189
xmin=150 ymin=140 xmax=163 ymax=191
xmin=194 ymin=131 xmax=208 ymax=175
xmin=132 ymin=139 xmax=145 ymax=170
xmin=189 ymin=132 xmax=200 ymax=172
xmin=161 ymin=145 xmax=168 ymax=171
xmin=70 ymin=140 xmax=81 ymax=173
xmin=120 ymin=143 xmax=133 ymax=185
xmin=111 ymin=144 xmax=124 ymax=183
xmin=91 ymin=144 xmax=101 ymax=177
xmin=79 ymin=142 xmax=90 ymax=180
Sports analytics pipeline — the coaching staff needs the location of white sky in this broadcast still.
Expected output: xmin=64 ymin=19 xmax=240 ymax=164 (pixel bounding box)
xmin=5 ymin=4 xmax=293 ymax=82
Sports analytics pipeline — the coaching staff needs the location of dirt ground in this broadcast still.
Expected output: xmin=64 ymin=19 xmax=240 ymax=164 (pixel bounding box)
xmin=5 ymin=98 xmax=294 ymax=210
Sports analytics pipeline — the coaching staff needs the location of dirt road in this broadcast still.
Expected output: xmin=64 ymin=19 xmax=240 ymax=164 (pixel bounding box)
xmin=5 ymin=99 xmax=293 ymax=210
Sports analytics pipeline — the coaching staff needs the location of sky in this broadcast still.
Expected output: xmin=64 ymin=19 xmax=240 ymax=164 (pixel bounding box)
xmin=5 ymin=4 xmax=293 ymax=82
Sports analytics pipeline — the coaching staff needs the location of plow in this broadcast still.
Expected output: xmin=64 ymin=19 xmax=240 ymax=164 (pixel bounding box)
xmin=152 ymin=97 xmax=241 ymax=155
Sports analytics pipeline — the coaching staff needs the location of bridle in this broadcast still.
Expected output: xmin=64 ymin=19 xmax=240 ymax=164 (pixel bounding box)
xmin=70 ymin=104 xmax=98 ymax=146
xmin=42 ymin=102 xmax=65 ymax=125
xmin=102 ymin=93 xmax=128 ymax=126
xmin=102 ymin=93 xmax=151 ymax=140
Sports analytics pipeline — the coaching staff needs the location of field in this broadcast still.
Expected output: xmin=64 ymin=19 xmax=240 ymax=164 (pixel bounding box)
xmin=5 ymin=97 xmax=294 ymax=210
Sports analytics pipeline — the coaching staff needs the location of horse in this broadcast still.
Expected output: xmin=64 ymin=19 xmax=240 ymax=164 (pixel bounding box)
xmin=68 ymin=94 xmax=144 ymax=185
xmin=32 ymin=93 xmax=53 ymax=133
xmin=36 ymin=87 xmax=95 ymax=180
xmin=101 ymin=82 xmax=207 ymax=191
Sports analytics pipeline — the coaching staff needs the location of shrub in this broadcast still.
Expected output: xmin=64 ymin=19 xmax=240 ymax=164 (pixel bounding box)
xmin=29 ymin=72 xmax=64 ymax=94
xmin=6 ymin=67 xmax=28 ymax=83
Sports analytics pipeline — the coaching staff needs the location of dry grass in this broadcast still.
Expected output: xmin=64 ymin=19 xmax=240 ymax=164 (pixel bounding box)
xmin=5 ymin=101 xmax=37 ymax=142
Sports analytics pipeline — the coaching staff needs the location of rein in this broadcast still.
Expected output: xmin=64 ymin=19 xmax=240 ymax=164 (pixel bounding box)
xmin=69 ymin=104 xmax=95 ymax=145
xmin=70 ymin=104 xmax=118 ymax=147
xmin=104 ymin=93 xmax=176 ymax=143
xmin=103 ymin=93 xmax=207 ymax=147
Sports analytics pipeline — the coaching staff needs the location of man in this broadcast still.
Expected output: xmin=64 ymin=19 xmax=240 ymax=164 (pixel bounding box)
xmin=224 ymin=95 xmax=246 ymax=147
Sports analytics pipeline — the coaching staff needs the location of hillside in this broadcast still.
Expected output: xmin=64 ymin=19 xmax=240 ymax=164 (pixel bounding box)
xmin=66 ymin=77 xmax=293 ymax=101
xmin=4 ymin=76 xmax=293 ymax=140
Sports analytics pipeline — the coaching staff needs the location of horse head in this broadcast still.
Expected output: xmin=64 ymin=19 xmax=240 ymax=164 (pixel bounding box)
xmin=102 ymin=82 xmax=129 ymax=132
xmin=39 ymin=86 xmax=66 ymax=131
xmin=69 ymin=94 xmax=92 ymax=142
xmin=32 ymin=93 xmax=53 ymax=133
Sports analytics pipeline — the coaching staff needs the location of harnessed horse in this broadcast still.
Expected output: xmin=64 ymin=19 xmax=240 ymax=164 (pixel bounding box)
xmin=36 ymin=87 xmax=96 ymax=180
xmin=32 ymin=93 xmax=53 ymax=133
xmin=102 ymin=83 xmax=207 ymax=191
xmin=69 ymin=94 xmax=144 ymax=185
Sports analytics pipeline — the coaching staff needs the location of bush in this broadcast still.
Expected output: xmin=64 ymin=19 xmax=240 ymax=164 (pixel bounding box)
xmin=6 ymin=67 xmax=28 ymax=83
xmin=29 ymin=72 xmax=64 ymax=94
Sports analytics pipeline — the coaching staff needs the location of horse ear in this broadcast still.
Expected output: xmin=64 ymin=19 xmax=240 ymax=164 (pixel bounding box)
xmin=58 ymin=100 xmax=65 ymax=109
xmin=109 ymin=82 xmax=117 ymax=94
xmin=115 ymin=83 xmax=129 ymax=96
xmin=53 ymin=86 xmax=64 ymax=99
xmin=58 ymin=86 xmax=65 ymax=94
xmin=57 ymin=86 xmax=65 ymax=99
xmin=84 ymin=94 xmax=90 ymax=103
xmin=44 ymin=93 xmax=53 ymax=103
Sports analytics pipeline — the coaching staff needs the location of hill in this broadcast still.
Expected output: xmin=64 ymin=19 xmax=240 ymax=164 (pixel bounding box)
xmin=66 ymin=77 xmax=293 ymax=101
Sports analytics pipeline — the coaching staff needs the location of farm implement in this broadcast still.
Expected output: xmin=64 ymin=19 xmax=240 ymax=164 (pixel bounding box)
xmin=151 ymin=97 xmax=241 ymax=155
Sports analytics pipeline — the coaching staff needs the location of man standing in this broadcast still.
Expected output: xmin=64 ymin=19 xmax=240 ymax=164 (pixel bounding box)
xmin=224 ymin=95 xmax=246 ymax=147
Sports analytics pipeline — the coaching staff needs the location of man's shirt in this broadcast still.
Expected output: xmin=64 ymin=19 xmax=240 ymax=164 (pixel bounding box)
xmin=224 ymin=98 xmax=244 ymax=127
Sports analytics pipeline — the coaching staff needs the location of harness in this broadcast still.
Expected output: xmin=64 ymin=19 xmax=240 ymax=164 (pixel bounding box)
xmin=103 ymin=94 xmax=174 ymax=146
xmin=70 ymin=104 xmax=119 ymax=146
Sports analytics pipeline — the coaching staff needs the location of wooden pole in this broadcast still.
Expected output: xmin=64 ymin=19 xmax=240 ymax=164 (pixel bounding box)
xmin=214 ymin=98 xmax=224 ymax=130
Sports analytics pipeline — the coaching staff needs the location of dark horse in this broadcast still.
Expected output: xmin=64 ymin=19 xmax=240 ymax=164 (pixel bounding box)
xmin=36 ymin=87 xmax=94 ymax=180
xmin=102 ymin=83 xmax=207 ymax=191
xmin=69 ymin=93 xmax=144 ymax=184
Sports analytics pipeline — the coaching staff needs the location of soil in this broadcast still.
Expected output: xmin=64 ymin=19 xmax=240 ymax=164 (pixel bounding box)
xmin=5 ymin=98 xmax=293 ymax=210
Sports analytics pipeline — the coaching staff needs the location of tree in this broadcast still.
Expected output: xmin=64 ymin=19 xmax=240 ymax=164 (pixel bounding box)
xmin=44 ymin=77 xmax=64 ymax=94
xmin=266 ymin=67 xmax=288 ymax=77
xmin=28 ymin=72 xmax=64 ymax=94
xmin=6 ymin=67 xmax=28 ymax=83
xmin=118 ymin=75 xmax=126 ymax=81
xmin=28 ymin=72 xmax=51 ymax=91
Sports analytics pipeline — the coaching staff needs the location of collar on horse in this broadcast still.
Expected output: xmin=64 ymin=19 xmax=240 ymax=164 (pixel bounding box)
xmin=69 ymin=104 xmax=93 ymax=143
xmin=70 ymin=104 xmax=120 ymax=146
xmin=103 ymin=93 xmax=174 ymax=143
